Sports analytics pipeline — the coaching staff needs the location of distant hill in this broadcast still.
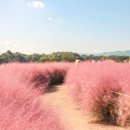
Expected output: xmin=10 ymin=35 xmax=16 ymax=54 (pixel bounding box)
xmin=91 ymin=50 xmax=130 ymax=56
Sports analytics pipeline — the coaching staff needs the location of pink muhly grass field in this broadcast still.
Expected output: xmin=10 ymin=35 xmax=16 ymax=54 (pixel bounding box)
xmin=65 ymin=60 xmax=130 ymax=126
xmin=0 ymin=62 xmax=68 ymax=130
xmin=0 ymin=62 xmax=71 ymax=91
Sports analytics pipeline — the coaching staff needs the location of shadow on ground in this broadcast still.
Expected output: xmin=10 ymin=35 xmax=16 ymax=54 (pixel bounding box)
xmin=47 ymin=85 xmax=62 ymax=93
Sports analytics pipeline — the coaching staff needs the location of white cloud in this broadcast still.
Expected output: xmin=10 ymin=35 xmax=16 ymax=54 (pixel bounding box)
xmin=26 ymin=1 xmax=45 ymax=10
xmin=48 ymin=16 xmax=53 ymax=21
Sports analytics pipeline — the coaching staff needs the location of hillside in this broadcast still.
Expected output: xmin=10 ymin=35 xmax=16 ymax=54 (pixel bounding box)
xmin=93 ymin=50 xmax=130 ymax=56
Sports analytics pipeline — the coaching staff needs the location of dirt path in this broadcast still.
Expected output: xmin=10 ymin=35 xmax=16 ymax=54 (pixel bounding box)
xmin=40 ymin=85 xmax=129 ymax=130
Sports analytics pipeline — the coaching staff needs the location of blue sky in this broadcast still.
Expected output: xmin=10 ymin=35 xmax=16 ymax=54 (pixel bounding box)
xmin=0 ymin=0 xmax=130 ymax=54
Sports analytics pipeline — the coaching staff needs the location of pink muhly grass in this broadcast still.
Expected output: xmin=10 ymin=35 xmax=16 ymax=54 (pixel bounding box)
xmin=65 ymin=60 xmax=130 ymax=126
xmin=0 ymin=62 xmax=71 ymax=91
xmin=0 ymin=63 xmax=66 ymax=130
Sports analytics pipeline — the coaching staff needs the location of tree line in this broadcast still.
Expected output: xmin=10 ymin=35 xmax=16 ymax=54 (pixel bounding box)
xmin=0 ymin=50 xmax=130 ymax=64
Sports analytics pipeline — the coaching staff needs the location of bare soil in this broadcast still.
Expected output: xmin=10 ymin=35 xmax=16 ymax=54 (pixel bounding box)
xmin=40 ymin=85 xmax=129 ymax=130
